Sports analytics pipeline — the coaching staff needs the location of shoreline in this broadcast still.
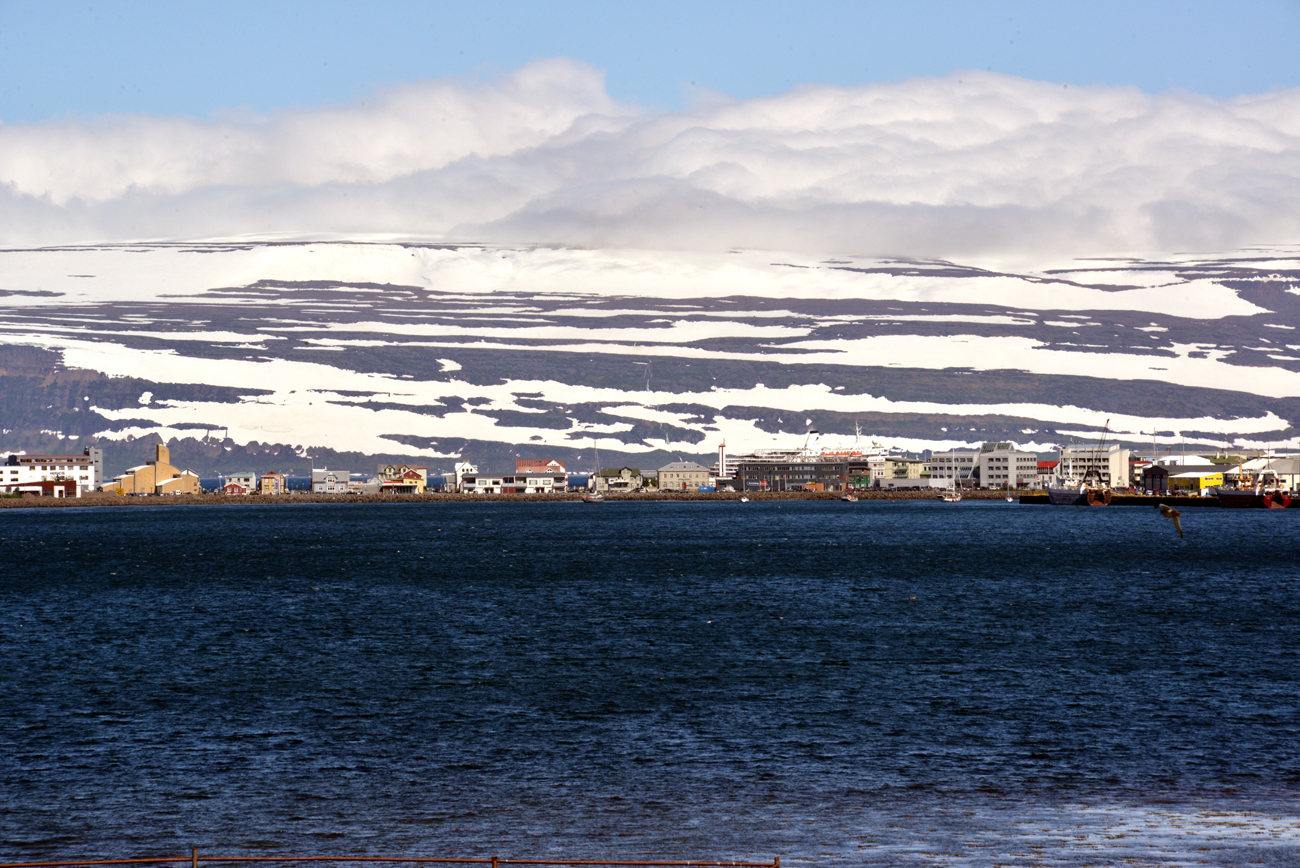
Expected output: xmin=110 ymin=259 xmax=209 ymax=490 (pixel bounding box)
xmin=2 ymin=489 xmax=1031 ymax=509
xmin=6 ymin=491 xmax=1273 ymax=510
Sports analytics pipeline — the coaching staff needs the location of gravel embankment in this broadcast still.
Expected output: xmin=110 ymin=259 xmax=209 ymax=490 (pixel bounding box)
xmin=1 ymin=489 xmax=1032 ymax=509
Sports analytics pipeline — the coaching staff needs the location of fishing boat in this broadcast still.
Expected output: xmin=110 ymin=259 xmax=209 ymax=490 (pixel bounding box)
xmin=1046 ymin=421 xmax=1114 ymax=506
xmin=1217 ymin=450 xmax=1294 ymax=507
xmin=1217 ymin=487 xmax=1292 ymax=509
xmin=1046 ymin=484 xmax=1113 ymax=506
xmin=840 ymin=493 xmax=858 ymax=502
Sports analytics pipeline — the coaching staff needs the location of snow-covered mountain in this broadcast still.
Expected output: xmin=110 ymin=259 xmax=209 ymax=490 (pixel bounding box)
xmin=2 ymin=240 xmax=1298 ymax=476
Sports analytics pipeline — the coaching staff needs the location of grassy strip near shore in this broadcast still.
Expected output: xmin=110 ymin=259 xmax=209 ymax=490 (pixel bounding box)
xmin=1 ymin=489 xmax=1033 ymax=509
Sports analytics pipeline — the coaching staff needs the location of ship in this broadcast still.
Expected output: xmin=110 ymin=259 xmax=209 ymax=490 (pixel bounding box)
xmin=1045 ymin=421 xmax=1115 ymax=506
xmin=1216 ymin=487 xmax=1292 ymax=509
xmin=1045 ymin=483 xmax=1112 ymax=506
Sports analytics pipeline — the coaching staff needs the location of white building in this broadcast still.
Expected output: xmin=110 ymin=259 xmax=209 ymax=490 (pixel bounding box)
xmin=461 ymin=475 xmax=505 ymax=494
xmin=1059 ymin=443 xmax=1131 ymax=488
xmin=925 ymin=449 xmax=980 ymax=484
xmin=510 ymin=473 xmax=566 ymax=493
xmin=1035 ymin=461 xmax=1060 ymax=488
xmin=312 ymin=467 xmax=350 ymax=493
xmin=225 ymin=471 xmax=257 ymax=491
xmin=1267 ymin=456 xmax=1300 ymax=489
xmin=454 ymin=461 xmax=478 ymax=491
xmin=460 ymin=472 xmax=568 ymax=494
xmin=977 ymin=442 xmax=1039 ymax=489
xmin=3 ymin=447 xmax=102 ymax=494
xmin=0 ymin=465 xmax=81 ymax=496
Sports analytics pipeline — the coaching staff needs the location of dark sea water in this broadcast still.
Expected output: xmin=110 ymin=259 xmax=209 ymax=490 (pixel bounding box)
xmin=2 ymin=501 xmax=1298 ymax=866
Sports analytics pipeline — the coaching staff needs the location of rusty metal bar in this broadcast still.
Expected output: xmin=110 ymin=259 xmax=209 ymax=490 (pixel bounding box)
xmin=0 ymin=861 xmax=194 ymax=868
xmin=0 ymin=858 xmax=777 ymax=868
xmin=204 ymin=861 xmax=492 ymax=865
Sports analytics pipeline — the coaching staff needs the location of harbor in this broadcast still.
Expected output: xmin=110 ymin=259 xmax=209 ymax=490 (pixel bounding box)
xmin=3 ymin=498 xmax=1296 ymax=866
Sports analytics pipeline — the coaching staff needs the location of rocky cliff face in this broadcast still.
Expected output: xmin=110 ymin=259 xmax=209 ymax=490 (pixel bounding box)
xmin=2 ymin=241 xmax=1297 ymax=476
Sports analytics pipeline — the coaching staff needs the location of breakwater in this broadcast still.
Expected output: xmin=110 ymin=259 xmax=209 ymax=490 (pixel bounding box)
xmin=1018 ymin=493 xmax=1299 ymax=507
xmin=0 ymin=488 xmax=1028 ymax=509
xmin=8 ymin=490 xmax=1297 ymax=509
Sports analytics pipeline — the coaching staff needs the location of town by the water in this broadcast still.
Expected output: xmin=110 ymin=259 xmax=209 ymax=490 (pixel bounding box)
xmin=4 ymin=430 xmax=1297 ymax=507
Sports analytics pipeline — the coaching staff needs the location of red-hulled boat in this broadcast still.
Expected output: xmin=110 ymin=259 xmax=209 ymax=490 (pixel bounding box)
xmin=1216 ymin=489 xmax=1292 ymax=509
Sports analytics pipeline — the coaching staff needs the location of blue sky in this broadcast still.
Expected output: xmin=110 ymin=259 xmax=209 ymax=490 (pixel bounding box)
xmin=2 ymin=0 xmax=1299 ymax=122
xmin=4 ymin=1 xmax=1300 ymax=255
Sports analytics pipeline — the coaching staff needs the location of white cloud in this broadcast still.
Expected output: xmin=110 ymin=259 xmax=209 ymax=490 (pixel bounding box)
xmin=2 ymin=61 xmax=1299 ymax=258
xmin=0 ymin=58 xmax=618 ymax=204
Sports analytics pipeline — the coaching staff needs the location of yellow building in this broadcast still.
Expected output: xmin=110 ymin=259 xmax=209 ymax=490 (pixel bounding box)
xmin=378 ymin=464 xmax=427 ymax=494
xmin=259 ymin=471 xmax=289 ymax=495
xmin=109 ymin=444 xmax=201 ymax=496
xmin=1169 ymin=469 xmax=1224 ymax=494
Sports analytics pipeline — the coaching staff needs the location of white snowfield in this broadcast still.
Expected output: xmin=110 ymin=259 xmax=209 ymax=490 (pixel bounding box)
xmin=0 ymin=242 xmax=1269 ymax=317
xmin=0 ymin=241 xmax=1296 ymax=457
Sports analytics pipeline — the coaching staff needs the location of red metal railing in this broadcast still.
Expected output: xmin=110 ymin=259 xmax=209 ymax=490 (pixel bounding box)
xmin=0 ymin=853 xmax=777 ymax=868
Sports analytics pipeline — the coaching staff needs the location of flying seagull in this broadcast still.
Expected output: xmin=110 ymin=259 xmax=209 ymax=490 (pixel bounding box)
xmin=1157 ymin=503 xmax=1183 ymax=538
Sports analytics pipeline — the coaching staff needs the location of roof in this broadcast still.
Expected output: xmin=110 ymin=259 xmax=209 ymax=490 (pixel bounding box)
xmin=516 ymin=459 xmax=565 ymax=470
xmin=1148 ymin=462 xmax=1220 ymax=474
xmin=659 ymin=461 xmax=710 ymax=472
xmin=262 ymin=471 xmax=286 ymax=478
xmin=598 ymin=467 xmax=641 ymax=477
xmin=1037 ymin=461 xmax=1059 ymax=470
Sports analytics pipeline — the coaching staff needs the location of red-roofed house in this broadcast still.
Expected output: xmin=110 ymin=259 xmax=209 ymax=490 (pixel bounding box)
xmin=378 ymin=464 xmax=427 ymax=494
xmin=1035 ymin=460 xmax=1059 ymax=488
xmin=515 ymin=459 xmax=566 ymax=474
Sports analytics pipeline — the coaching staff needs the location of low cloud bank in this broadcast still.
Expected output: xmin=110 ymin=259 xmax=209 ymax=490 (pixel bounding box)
xmin=3 ymin=58 xmax=1298 ymax=258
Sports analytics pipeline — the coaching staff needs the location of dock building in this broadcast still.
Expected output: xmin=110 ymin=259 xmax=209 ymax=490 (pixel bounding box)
xmin=1058 ymin=443 xmax=1131 ymax=488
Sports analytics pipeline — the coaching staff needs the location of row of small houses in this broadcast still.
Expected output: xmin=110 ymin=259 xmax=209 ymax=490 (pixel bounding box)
xmin=8 ymin=442 xmax=1296 ymax=500
xmin=0 ymin=447 xmax=714 ymax=498
xmin=221 ymin=453 xmax=1300 ymax=497
xmin=210 ymin=459 xmax=716 ymax=496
